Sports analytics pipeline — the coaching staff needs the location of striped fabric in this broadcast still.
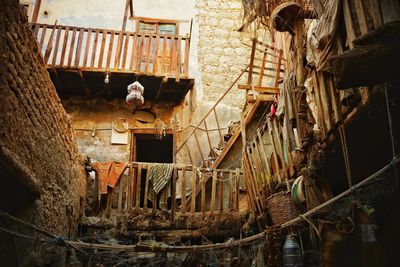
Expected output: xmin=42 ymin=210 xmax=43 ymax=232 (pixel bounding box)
xmin=148 ymin=163 xmax=174 ymax=194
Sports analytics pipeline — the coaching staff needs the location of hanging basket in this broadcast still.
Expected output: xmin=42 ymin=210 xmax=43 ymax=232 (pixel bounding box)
xmin=266 ymin=190 xmax=299 ymax=226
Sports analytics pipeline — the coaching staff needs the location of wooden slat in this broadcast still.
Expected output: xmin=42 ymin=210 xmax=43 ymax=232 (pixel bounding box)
xmin=33 ymin=24 xmax=40 ymax=37
xmin=246 ymin=147 xmax=261 ymax=197
xmin=83 ymin=29 xmax=92 ymax=68
xmin=238 ymin=84 xmax=280 ymax=94
xmin=180 ymin=169 xmax=187 ymax=213
xmin=136 ymin=34 xmax=144 ymax=71
xmin=190 ymin=166 xmax=196 ymax=214
xmin=203 ymin=120 xmax=213 ymax=154
xmin=171 ymin=166 xmax=177 ymax=220
xmin=60 ymin=26 xmax=70 ymax=67
xmin=176 ymin=37 xmax=182 ymax=79
xmin=184 ymin=38 xmax=190 ymax=77
xmin=247 ymin=38 xmax=257 ymax=86
xmin=219 ymin=173 xmax=224 ymax=212
xmin=43 ymin=23 xmax=57 ymax=64
xmin=257 ymin=130 xmax=272 ymax=193
xmin=317 ymin=71 xmax=333 ymax=132
xmin=258 ymin=51 xmax=267 ymax=86
xmin=98 ymin=30 xmax=107 ymax=69
xmin=228 ymin=171 xmax=234 ymax=210
xmin=201 ymin=173 xmax=206 ymax=217
xmin=39 ymin=25 xmax=47 ymax=48
xmin=130 ymin=163 xmax=136 ymax=209
xmin=267 ymin=124 xmax=282 ymax=182
xmin=143 ymin=164 xmax=150 ymax=211
xmin=153 ymin=35 xmax=160 ymax=75
xmin=243 ymin=154 xmax=260 ymax=212
xmin=343 ymin=0 xmax=356 ymax=48
xmin=366 ymin=0 xmax=383 ymax=28
xmin=144 ymin=34 xmax=152 ymax=73
xmin=51 ymin=26 xmax=62 ymax=66
xmin=121 ymin=33 xmax=130 ymax=69
xmin=327 ymin=74 xmax=341 ymax=125
xmin=135 ymin=164 xmax=142 ymax=208
xmin=130 ymin=33 xmax=138 ymax=70
xmin=213 ymin=109 xmax=224 ymax=144
xmin=354 ymin=0 xmax=369 ymax=35
xmin=161 ymin=36 xmax=167 ymax=74
xmin=90 ymin=30 xmax=99 ymax=69
xmin=273 ymin=119 xmax=288 ymax=180
xmin=114 ymin=32 xmax=124 ymax=70
xmin=106 ymin=31 xmax=115 ymax=69
xmin=31 ymin=0 xmax=42 ymax=24
xmin=74 ymin=28 xmax=85 ymax=67
xmin=118 ymin=176 xmax=125 ymax=211
xmin=169 ymin=37 xmax=175 ymax=74
xmin=67 ymin=28 xmax=77 ymax=68
xmin=235 ymin=168 xmax=240 ymax=211
xmin=210 ymin=169 xmax=217 ymax=215
xmin=193 ymin=131 xmax=204 ymax=161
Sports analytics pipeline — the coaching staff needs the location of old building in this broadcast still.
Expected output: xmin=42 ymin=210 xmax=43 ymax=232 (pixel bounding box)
xmin=0 ymin=0 xmax=399 ymax=266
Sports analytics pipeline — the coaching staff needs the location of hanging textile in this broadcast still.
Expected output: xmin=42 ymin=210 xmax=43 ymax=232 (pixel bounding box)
xmin=148 ymin=163 xmax=174 ymax=195
xmin=92 ymin=161 xmax=128 ymax=194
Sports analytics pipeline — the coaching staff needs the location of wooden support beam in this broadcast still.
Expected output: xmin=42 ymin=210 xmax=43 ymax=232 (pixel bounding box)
xmin=90 ymin=30 xmax=99 ymax=69
xmin=143 ymin=165 xmax=150 ymax=211
xmin=210 ymin=169 xmax=217 ymax=215
xmin=171 ymin=166 xmax=177 ymax=220
xmin=135 ymin=164 xmax=142 ymax=208
xmin=191 ymin=166 xmax=197 ymax=214
xmin=213 ymin=109 xmax=224 ymax=145
xmin=201 ymin=172 xmax=206 ymax=217
xmin=31 ymin=0 xmax=42 ymax=24
xmin=235 ymin=168 xmax=240 ymax=211
xmin=238 ymin=84 xmax=280 ymax=94
xmin=219 ymin=173 xmax=224 ymax=213
xmin=75 ymin=28 xmax=85 ymax=67
xmin=83 ymin=29 xmax=92 ymax=68
xmin=67 ymin=28 xmax=77 ymax=68
xmin=180 ymin=169 xmax=187 ymax=213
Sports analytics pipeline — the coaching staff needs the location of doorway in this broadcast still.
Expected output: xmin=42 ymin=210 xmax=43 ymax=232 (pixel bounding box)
xmin=132 ymin=132 xmax=174 ymax=208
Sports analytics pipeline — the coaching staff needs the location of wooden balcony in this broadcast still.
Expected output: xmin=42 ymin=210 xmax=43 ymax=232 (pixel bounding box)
xmin=32 ymin=23 xmax=194 ymax=105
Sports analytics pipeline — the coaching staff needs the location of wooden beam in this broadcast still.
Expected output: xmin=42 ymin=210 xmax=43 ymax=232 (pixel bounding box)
xmin=190 ymin=166 xmax=196 ymax=214
xmin=238 ymin=84 xmax=280 ymax=94
xmin=31 ymin=0 xmax=42 ymax=24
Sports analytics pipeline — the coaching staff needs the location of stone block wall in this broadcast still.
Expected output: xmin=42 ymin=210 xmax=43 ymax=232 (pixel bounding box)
xmin=196 ymin=0 xmax=251 ymax=107
xmin=0 ymin=0 xmax=86 ymax=235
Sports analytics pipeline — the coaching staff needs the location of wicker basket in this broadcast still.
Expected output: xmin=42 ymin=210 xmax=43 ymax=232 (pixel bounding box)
xmin=265 ymin=191 xmax=299 ymax=226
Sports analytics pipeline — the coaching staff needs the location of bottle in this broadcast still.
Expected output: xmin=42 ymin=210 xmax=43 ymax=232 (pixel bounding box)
xmin=283 ymin=235 xmax=303 ymax=267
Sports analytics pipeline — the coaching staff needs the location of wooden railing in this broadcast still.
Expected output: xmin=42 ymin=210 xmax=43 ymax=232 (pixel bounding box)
xmin=107 ymin=162 xmax=243 ymax=218
xmin=32 ymin=23 xmax=190 ymax=78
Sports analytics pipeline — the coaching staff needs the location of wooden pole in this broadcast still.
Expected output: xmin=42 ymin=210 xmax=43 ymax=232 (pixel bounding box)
xmin=31 ymin=0 xmax=42 ymax=24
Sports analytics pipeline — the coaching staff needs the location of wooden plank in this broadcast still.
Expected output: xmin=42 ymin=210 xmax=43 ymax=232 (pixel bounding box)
xmin=114 ymin=32 xmax=124 ymax=70
xmin=130 ymin=33 xmax=138 ymax=70
xmin=185 ymin=143 xmax=194 ymax=165
xmin=136 ymin=34 xmax=144 ymax=71
xmin=121 ymin=33 xmax=130 ymax=70
xmin=190 ymin=166 xmax=196 ymax=214
xmin=31 ymin=0 xmax=42 ymax=24
xmin=228 ymin=171 xmax=233 ymax=210
xmin=343 ymin=0 xmax=356 ymax=48
xmin=74 ymin=28 xmax=85 ymax=67
xmin=354 ymin=0 xmax=369 ymax=35
xmin=144 ymin=34 xmax=153 ymax=73
xmin=44 ymin=22 xmax=57 ymax=64
xmin=183 ymin=38 xmax=190 ymax=77
xmin=219 ymin=173 xmax=224 ymax=212
xmin=203 ymin=120 xmax=213 ymax=154
xmin=118 ymin=176 xmax=125 ymax=211
xmin=106 ymin=31 xmax=115 ymax=69
xmin=235 ymin=168 xmax=240 ymax=211
xmin=67 ymin=27 xmax=77 ymax=68
xmin=39 ymin=25 xmax=47 ymax=49
xmin=247 ymin=38 xmax=257 ymax=86
xmin=90 ymin=30 xmax=99 ymax=69
xmin=317 ymin=71 xmax=333 ymax=132
xmin=98 ymin=30 xmax=107 ymax=69
xmin=311 ymin=70 xmax=327 ymax=137
xmin=153 ymin=35 xmax=160 ymax=75
xmin=180 ymin=169 xmax=187 ymax=213
xmin=161 ymin=36 xmax=167 ymax=74
xmin=238 ymin=84 xmax=280 ymax=94
xmin=201 ymin=173 xmax=206 ymax=217
xmin=243 ymin=157 xmax=256 ymax=212
xmin=212 ymin=125 xmax=241 ymax=169
xmin=135 ymin=164 xmax=142 ymax=208
xmin=60 ymin=26 xmax=70 ymax=67
xmin=243 ymin=154 xmax=261 ymax=212
xmin=258 ymin=51 xmax=267 ymax=86
xmin=33 ymin=24 xmax=40 ymax=38
xmin=176 ymin=36 xmax=182 ymax=80
xmin=171 ymin=165 xmax=177 ymax=220
xmin=210 ymin=169 xmax=217 ymax=215
xmin=246 ymin=147 xmax=261 ymax=197
xmin=143 ymin=164 xmax=150 ymax=211
xmin=193 ymin=131 xmax=204 ymax=161
xmin=51 ymin=26 xmax=62 ymax=66
xmin=213 ymin=109 xmax=224 ymax=145
xmin=83 ymin=29 xmax=92 ymax=68
xmin=267 ymin=122 xmax=282 ymax=182
xmin=130 ymin=162 xmax=136 ymax=209
xmin=169 ymin=37 xmax=175 ymax=75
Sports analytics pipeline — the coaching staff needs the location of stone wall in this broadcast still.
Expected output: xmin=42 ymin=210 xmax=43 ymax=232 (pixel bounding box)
xmin=0 ymin=0 xmax=86 ymax=235
xmin=196 ymin=0 xmax=251 ymax=106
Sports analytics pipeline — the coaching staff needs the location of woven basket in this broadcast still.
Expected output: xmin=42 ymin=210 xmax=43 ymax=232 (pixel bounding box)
xmin=266 ymin=191 xmax=299 ymax=226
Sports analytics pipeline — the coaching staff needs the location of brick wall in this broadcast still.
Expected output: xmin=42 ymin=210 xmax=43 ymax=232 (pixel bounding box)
xmin=0 ymin=0 xmax=86 ymax=235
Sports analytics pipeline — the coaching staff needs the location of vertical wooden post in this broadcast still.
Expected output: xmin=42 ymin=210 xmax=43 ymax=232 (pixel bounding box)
xmin=191 ymin=166 xmax=197 ymax=214
xmin=171 ymin=165 xmax=177 ymax=220
xmin=143 ymin=164 xmax=150 ymax=211
xmin=219 ymin=173 xmax=224 ymax=213
xmin=130 ymin=163 xmax=136 ymax=209
xmin=181 ymin=169 xmax=187 ymax=213
xmin=60 ymin=27 xmax=70 ymax=67
xmin=210 ymin=169 xmax=217 ymax=215
xmin=228 ymin=171 xmax=233 ymax=210
xmin=67 ymin=28 xmax=77 ymax=68
xmin=201 ymin=172 xmax=206 ymax=217
xmin=74 ymin=28 xmax=85 ymax=67
xmin=135 ymin=164 xmax=142 ymax=208
xmin=31 ymin=0 xmax=42 ymax=24
xmin=118 ymin=176 xmax=125 ymax=211
xmin=83 ymin=29 xmax=92 ymax=68
xmin=235 ymin=168 xmax=240 ymax=211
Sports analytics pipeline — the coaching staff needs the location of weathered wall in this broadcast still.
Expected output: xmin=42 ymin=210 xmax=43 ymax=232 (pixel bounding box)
xmin=195 ymin=0 xmax=250 ymax=105
xmin=0 ymin=0 xmax=86 ymax=235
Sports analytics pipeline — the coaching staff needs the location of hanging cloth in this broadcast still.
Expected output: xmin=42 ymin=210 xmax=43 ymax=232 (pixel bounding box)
xmin=148 ymin=163 xmax=174 ymax=195
xmin=92 ymin=161 xmax=128 ymax=194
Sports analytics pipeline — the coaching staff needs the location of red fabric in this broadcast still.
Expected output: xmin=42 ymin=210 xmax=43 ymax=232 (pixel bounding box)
xmin=92 ymin=162 xmax=127 ymax=194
